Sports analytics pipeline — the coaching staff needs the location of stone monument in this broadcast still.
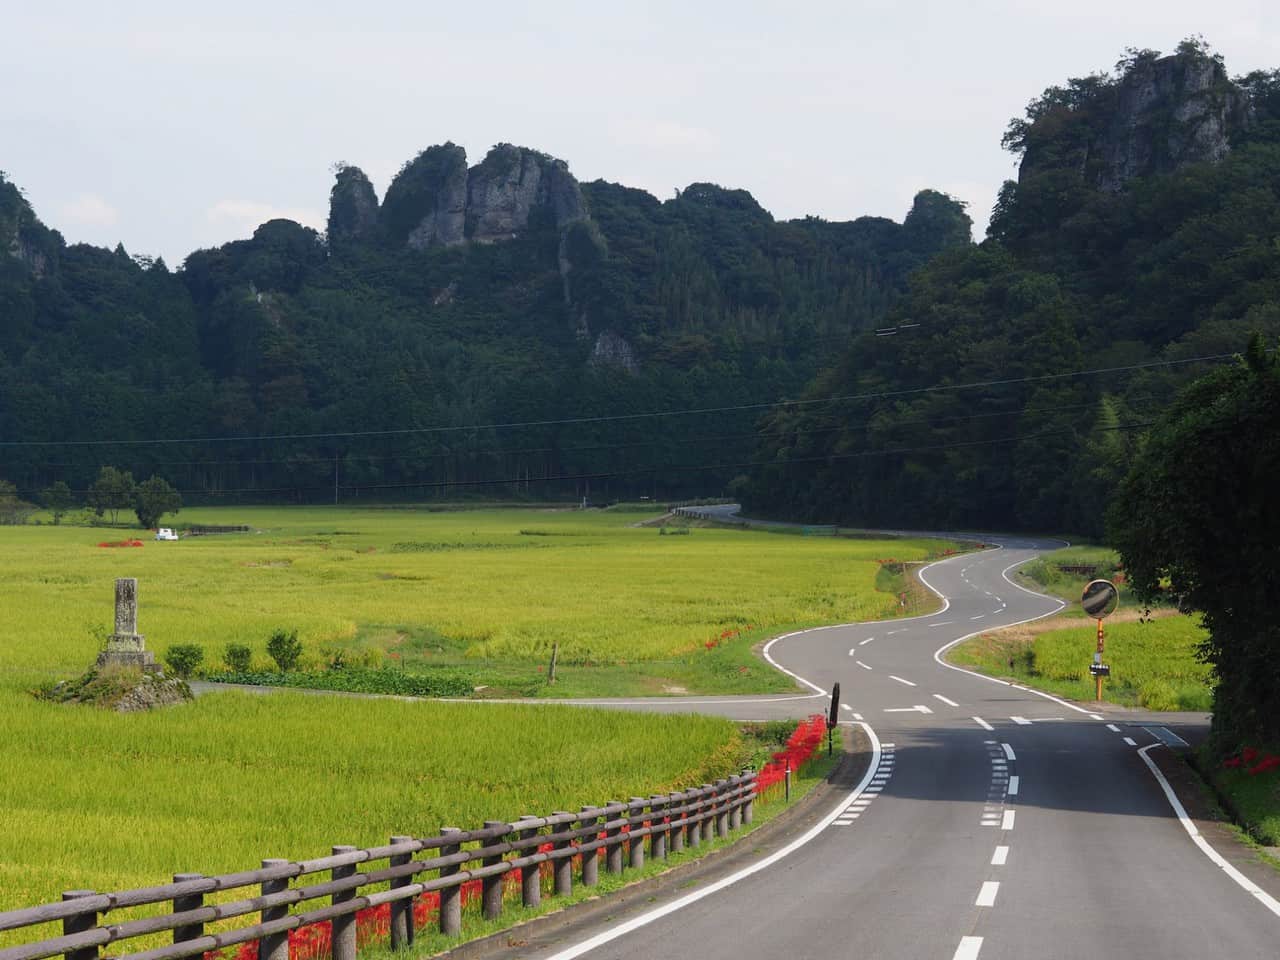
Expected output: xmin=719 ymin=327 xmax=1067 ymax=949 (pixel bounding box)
xmin=96 ymin=578 xmax=159 ymax=672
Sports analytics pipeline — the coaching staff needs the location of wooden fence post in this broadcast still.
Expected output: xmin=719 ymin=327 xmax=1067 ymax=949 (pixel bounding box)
xmin=715 ymin=780 xmax=730 ymax=837
xmin=259 ymin=860 xmax=290 ymax=960
xmin=742 ymin=771 xmax=755 ymax=824
xmin=61 ymin=891 xmax=99 ymax=960
xmin=700 ymin=785 xmax=716 ymax=843
xmin=579 ymin=807 xmax=599 ymax=886
xmin=481 ymin=822 xmax=506 ymax=920
xmin=686 ymin=791 xmax=701 ymax=850
xmin=649 ymin=797 xmax=667 ymax=860
xmin=604 ymin=804 xmax=624 ymax=875
xmin=388 ymin=837 xmax=415 ymax=950
xmin=551 ymin=812 xmax=573 ymax=896
xmin=670 ymin=792 xmax=685 ymax=854
xmin=330 ymin=846 xmax=357 ymax=960
xmin=439 ymin=828 xmax=463 ymax=937
xmin=729 ymin=779 xmax=742 ymax=831
xmin=517 ymin=816 xmax=542 ymax=907
xmin=171 ymin=873 xmax=204 ymax=945
xmin=628 ymin=799 xmax=646 ymax=869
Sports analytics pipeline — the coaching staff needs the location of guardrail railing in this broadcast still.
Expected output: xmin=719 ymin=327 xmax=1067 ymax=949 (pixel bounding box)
xmin=0 ymin=773 xmax=757 ymax=960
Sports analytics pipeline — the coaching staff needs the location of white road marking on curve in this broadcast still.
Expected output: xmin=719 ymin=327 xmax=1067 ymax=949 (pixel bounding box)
xmin=953 ymin=936 xmax=983 ymax=960
xmin=1001 ymin=810 xmax=1016 ymax=830
xmin=976 ymin=881 xmax=999 ymax=907
xmin=859 ymin=637 xmax=874 ymax=645
xmin=933 ymin=694 xmax=959 ymax=707
xmin=889 ymin=675 xmax=917 ymax=686
xmin=1138 ymin=744 xmax=1280 ymax=919
xmin=1106 ymin=723 xmax=1120 ymax=732
xmin=856 ymin=661 xmax=872 ymax=670
xmin=1002 ymin=743 xmax=1016 ymax=761
xmin=992 ymin=845 xmax=1009 ymax=865
xmin=1123 ymin=737 xmax=1137 ymax=746
xmin=973 ymin=717 xmax=994 ymax=730
xmin=1008 ymin=776 xmax=1020 ymax=795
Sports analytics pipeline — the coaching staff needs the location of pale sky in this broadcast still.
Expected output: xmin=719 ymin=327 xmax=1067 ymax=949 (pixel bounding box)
xmin=3 ymin=1 xmax=1276 ymax=265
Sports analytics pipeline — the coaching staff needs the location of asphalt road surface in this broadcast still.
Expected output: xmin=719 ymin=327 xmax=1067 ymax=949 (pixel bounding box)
xmin=519 ymin=511 xmax=1280 ymax=959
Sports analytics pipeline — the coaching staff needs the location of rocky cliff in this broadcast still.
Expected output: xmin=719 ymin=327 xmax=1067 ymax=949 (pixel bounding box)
xmin=346 ymin=142 xmax=587 ymax=251
xmin=1017 ymin=48 xmax=1253 ymax=192
xmin=326 ymin=165 xmax=380 ymax=245
xmin=1096 ymin=52 xmax=1251 ymax=190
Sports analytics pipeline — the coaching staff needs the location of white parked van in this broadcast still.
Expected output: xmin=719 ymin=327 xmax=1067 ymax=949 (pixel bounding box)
xmin=155 ymin=528 xmax=178 ymax=541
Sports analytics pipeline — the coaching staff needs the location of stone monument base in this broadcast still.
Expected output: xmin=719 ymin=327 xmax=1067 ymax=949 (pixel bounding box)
xmin=97 ymin=638 xmax=160 ymax=674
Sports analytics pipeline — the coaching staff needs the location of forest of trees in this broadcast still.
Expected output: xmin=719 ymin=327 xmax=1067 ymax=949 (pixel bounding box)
xmin=744 ymin=43 xmax=1280 ymax=536
xmin=0 ymin=163 xmax=968 ymax=507
xmin=3 ymin=41 xmax=1279 ymax=539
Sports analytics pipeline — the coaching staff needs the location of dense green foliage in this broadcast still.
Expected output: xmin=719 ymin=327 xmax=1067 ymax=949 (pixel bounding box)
xmin=0 ymin=162 xmax=968 ymax=504
xmin=1109 ymin=336 xmax=1280 ymax=745
xmin=162 ymin=643 xmax=204 ymax=678
xmin=745 ymin=44 xmax=1280 ymax=535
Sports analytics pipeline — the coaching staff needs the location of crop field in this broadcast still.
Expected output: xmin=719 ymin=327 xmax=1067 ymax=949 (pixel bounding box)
xmin=0 ymin=691 xmax=744 ymax=918
xmin=0 ymin=506 xmax=951 ymax=696
xmin=0 ymin=506 xmax=949 ymax=915
xmin=947 ymin=610 xmax=1212 ymax=711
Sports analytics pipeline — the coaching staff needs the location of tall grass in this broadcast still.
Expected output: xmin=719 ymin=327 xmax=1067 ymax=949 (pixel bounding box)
xmin=0 ymin=690 xmax=743 ymax=915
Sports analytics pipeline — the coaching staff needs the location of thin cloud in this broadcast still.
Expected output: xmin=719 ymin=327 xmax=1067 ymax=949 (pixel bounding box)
xmin=59 ymin=193 xmax=119 ymax=227
xmin=206 ymin=200 xmax=326 ymax=237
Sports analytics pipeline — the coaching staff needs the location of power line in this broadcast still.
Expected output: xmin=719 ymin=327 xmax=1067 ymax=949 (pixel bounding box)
xmin=37 ymin=394 xmax=1157 ymax=470
xmin=0 ymin=354 xmax=1230 ymax=449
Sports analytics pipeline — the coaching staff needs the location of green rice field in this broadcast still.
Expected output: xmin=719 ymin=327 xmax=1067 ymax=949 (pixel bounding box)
xmin=0 ymin=505 xmax=947 ymax=915
xmin=948 ymin=612 xmax=1212 ymax=711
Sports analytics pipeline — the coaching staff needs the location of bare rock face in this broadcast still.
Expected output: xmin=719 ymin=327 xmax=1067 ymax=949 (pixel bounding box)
xmin=1097 ymin=53 xmax=1251 ymax=191
xmin=588 ymin=330 xmax=638 ymax=374
xmin=327 ymin=165 xmax=380 ymax=244
xmin=381 ymin=143 xmax=469 ymax=249
xmin=466 ymin=144 xmax=586 ymax=243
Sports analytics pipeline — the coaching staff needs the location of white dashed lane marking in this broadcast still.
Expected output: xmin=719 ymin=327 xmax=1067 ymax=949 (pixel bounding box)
xmin=991 ymin=845 xmax=1009 ymax=865
xmin=973 ymin=717 xmax=994 ymax=731
xmin=1002 ymin=810 xmax=1016 ymax=830
xmin=1124 ymin=737 xmax=1137 ymax=746
xmin=1107 ymin=723 xmax=1121 ymax=733
xmin=975 ymin=881 xmax=999 ymax=907
xmin=933 ymin=694 xmax=959 ymax=707
xmin=831 ymin=743 xmax=895 ymax=826
xmin=953 ymin=936 xmax=983 ymax=960
xmin=889 ymin=675 xmax=916 ymax=687
xmin=856 ymin=661 xmax=872 ymax=670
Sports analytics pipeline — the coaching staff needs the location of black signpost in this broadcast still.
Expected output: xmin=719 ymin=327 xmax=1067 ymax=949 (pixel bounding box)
xmin=827 ymin=682 xmax=840 ymax=756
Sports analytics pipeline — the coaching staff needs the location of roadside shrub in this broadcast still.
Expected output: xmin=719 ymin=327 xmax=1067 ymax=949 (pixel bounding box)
xmin=223 ymin=643 xmax=252 ymax=673
xmin=266 ymin=629 xmax=303 ymax=672
xmin=164 ymin=644 xmax=204 ymax=679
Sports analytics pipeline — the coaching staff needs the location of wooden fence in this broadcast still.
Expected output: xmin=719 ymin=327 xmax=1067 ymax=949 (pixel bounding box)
xmin=0 ymin=773 xmax=756 ymax=960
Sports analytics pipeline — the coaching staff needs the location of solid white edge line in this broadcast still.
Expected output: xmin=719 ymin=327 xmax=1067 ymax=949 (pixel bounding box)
xmin=1137 ymin=744 xmax=1280 ymax=919
xmin=541 ymin=722 xmax=884 ymax=960
xmin=953 ymin=935 xmax=984 ymax=960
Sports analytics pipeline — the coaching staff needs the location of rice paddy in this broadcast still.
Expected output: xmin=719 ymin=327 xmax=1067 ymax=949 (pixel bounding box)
xmin=0 ymin=505 xmax=945 ymax=915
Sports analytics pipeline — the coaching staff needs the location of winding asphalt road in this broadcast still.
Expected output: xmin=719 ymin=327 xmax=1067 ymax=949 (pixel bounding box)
xmin=517 ymin=511 xmax=1280 ymax=959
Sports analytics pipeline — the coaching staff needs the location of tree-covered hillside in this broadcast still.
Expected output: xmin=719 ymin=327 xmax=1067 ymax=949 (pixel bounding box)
xmin=0 ymin=146 xmax=969 ymax=505
xmin=745 ymin=41 xmax=1280 ymax=535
